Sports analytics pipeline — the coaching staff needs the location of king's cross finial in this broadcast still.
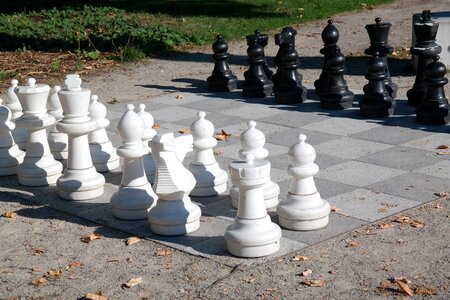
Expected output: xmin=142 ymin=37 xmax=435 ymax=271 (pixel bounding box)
xmin=65 ymin=74 xmax=82 ymax=90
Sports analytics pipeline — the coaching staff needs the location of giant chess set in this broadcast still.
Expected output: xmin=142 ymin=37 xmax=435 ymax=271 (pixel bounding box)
xmin=1 ymin=11 xmax=449 ymax=265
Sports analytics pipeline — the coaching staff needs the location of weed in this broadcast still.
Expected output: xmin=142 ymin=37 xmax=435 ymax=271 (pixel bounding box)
xmin=49 ymin=59 xmax=61 ymax=72
xmin=119 ymin=44 xmax=146 ymax=62
xmin=0 ymin=71 xmax=18 ymax=80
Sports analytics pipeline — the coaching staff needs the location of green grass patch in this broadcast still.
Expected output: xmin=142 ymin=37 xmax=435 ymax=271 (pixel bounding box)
xmin=0 ymin=70 xmax=19 ymax=80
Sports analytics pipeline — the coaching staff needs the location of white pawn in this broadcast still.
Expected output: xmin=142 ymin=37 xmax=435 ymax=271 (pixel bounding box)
xmin=89 ymin=95 xmax=120 ymax=172
xmin=110 ymin=104 xmax=157 ymax=220
xmin=148 ymin=132 xmax=201 ymax=236
xmin=48 ymin=85 xmax=69 ymax=161
xmin=135 ymin=104 xmax=156 ymax=183
xmin=189 ymin=111 xmax=228 ymax=196
xmin=0 ymin=98 xmax=25 ymax=176
xmin=225 ymin=154 xmax=282 ymax=258
xmin=5 ymin=79 xmax=26 ymax=150
xmin=230 ymin=120 xmax=279 ymax=209
xmin=277 ymin=134 xmax=331 ymax=231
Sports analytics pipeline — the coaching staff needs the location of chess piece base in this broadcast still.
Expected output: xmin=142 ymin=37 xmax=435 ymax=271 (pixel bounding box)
xmin=242 ymin=79 xmax=273 ymax=98
xmin=0 ymin=145 xmax=25 ymax=176
xmin=231 ymin=180 xmax=280 ymax=210
xmin=274 ymin=85 xmax=307 ymax=104
xmin=207 ymin=75 xmax=238 ymax=92
xmin=277 ymin=192 xmax=331 ymax=231
xmin=111 ymin=183 xmax=155 ymax=220
xmin=360 ymin=94 xmax=396 ymax=118
xmin=189 ymin=163 xmax=228 ymax=197
xmin=148 ymin=198 xmax=201 ymax=236
xmin=225 ymin=215 xmax=281 ymax=258
xmin=416 ymin=108 xmax=450 ymax=125
xmin=320 ymin=91 xmax=354 ymax=110
xmin=17 ymin=155 xmax=63 ymax=186
xmin=57 ymin=167 xmax=105 ymax=200
xmin=407 ymin=84 xmax=427 ymax=107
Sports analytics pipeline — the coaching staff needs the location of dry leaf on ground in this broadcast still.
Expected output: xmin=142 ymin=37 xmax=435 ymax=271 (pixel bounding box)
xmin=436 ymin=145 xmax=448 ymax=149
xmin=66 ymin=262 xmax=82 ymax=269
xmin=410 ymin=219 xmax=425 ymax=228
xmin=345 ymin=240 xmax=360 ymax=248
xmin=2 ymin=212 xmax=17 ymax=218
xmin=436 ymin=151 xmax=450 ymax=155
xmin=178 ymin=128 xmax=191 ymax=134
xmin=300 ymin=269 xmax=313 ymax=277
xmin=292 ymin=255 xmax=309 ymax=261
xmin=214 ymin=130 xmax=232 ymax=141
xmin=434 ymin=192 xmax=449 ymax=197
xmin=152 ymin=123 xmax=161 ymax=129
xmin=246 ymin=277 xmax=256 ymax=284
xmin=85 ymin=292 xmax=108 ymax=300
xmin=414 ymin=287 xmax=437 ymax=295
xmin=31 ymin=276 xmax=47 ymax=286
xmin=125 ymin=237 xmax=141 ymax=246
xmin=378 ymin=223 xmax=394 ymax=229
xmin=121 ymin=277 xmax=143 ymax=289
xmin=301 ymin=279 xmax=325 ymax=287
xmin=175 ymin=94 xmax=184 ymax=99
xmin=80 ymin=233 xmax=102 ymax=243
xmin=47 ymin=269 xmax=63 ymax=278
xmin=397 ymin=281 xmax=413 ymax=297
xmin=331 ymin=207 xmax=342 ymax=212
xmin=394 ymin=216 xmax=411 ymax=224
xmin=213 ymin=149 xmax=223 ymax=156
xmin=155 ymin=249 xmax=174 ymax=257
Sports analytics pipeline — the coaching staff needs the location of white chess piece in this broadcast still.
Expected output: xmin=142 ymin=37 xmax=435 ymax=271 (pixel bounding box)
xmin=0 ymin=98 xmax=25 ymax=176
xmin=230 ymin=120 xmax=279 ymax=209
xmin=277 ymin=134 xmax=331 ymax=230
xmin=148 ymin=132 xmax=201 ymax=236
xmin=189 ymin=111 xmax=228 ymax=196
xmin=89 ymin=95 xmax=120 ymax=172
xmin=15 ymin=78 xmax=63 ymax=186
xmin=47 ymin=85 xmax=69 ymax=161
xmin=110 ymin=104 xmax=157 ymax=220
xmin=5 ymin=79 xmax=26 ymax=150
xmin=225 ymin=154 xmax=282 ymax=258
xmin=56 ymin=74 xmax=105 ymax=200
xmin=136 ymin=104 xmax=156 ymax=183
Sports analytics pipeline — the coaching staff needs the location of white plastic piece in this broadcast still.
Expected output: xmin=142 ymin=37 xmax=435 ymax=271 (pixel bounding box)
xmin=225 ymin=154 xmax=282 ymax=258
xmin=110 ymin=104 xmax=157 ymax=220
xmin=277 ymin=134 xmax=331 ymax=231
xmin=15 ymin=78 xmax=63 ymax=186
xmin=148 ymin=132 xmax=201 ymax=236
xmin=88 ymin=95 xmax=120 ymax=172
xmin=0 ymin=98 xmax=25 ymax=175
xmin=56 ymin=74 xmax=105 ymax=200
xmin=189 ymin=111 xmax=228 ymax=196
xmin=5 ymin=79 xmax=26 ymax=150
xmin=230 ymin=120 xmax=279 ymax=209
xmin=136 ymin=103 xmax=156 ymax=183
xmin=47 ymin=85 xmax=68 ymax=161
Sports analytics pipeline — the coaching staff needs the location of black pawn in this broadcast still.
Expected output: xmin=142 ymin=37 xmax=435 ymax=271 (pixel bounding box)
xmin=242 ymin=34 xmax=273 ymax=98
xmin=364 ymin=17 xmax=398 ymax=99
xmin=360 ymin=51 xmax=395 ymax=118
xmin=407 ymin=10 xmax=441 ymax=107
xmin=416 ymin=56 xmax=450 ymax=125
xmin=244 ymin=30 xmax=273 ymax=80
xmin=314 ymin=19 xmax=339 ymax=95
xmin=207 ymin=35 xmax=238 ymax=92
xmin=319 ymin=47 xmax=354 ymax=110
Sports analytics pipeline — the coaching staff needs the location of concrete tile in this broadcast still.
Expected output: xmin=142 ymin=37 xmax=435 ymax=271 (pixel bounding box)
xmin=259 ymin=110 xmax=329 ymax=128
xmin=367 ymin=172 xmax=450 ymax=202
xmin=218 ymin=142 xmax=289 ymax=160
xmin=326 ymin=188 xmax=420 ymax=222
xmin=270 ymin=167 xmax=290 ymax=183
xmin=349 ymin=125 xmax=433 ymax=145
xmin=218 ymin=121 xmax=292 ymax=142
xmin=401 ymin=132 xmax=450 ymax=152
xmin=301 ymin=117 xmax=381 ymax=136
xmin=316 ymin=161 xmax=407 ymax=187
xmin=180 ymin=98 xmax=246 ymax=113
xmin=173 ymin=112 xmax=243 ymax=129
xmin=221 ymin=103 xmax=286 ymax=120
xmin=0 ymin=176 xmax=56 ymax=201
xmin=150 ymin=92 xmax=208 ymax=105
xmin=152 ymin=106 xmax=200 ymax=123
xmin=266 ymin=127 xmax=341 ymax=148
xmin=106 ymin=99 xmax=171 ymax=113
xmin=200 ymin=196 xmax=236 ymax=220
xmin=415 ymin=160 xmax=450 ymax=179
xmin=358 ymin=146 xmax=443 ymax=171
xmin=276 ymin=213 xmax=368 ymax=245
xmin=315 ymin=137 xmax=393 ymax=159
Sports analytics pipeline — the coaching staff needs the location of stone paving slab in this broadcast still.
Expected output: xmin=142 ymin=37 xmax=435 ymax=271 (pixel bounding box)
xmin=2 ymin=87 xmax=449 ymax=268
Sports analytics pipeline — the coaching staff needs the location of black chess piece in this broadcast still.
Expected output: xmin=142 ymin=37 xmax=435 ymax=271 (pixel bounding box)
xmin=364 ymin=17 xmax=398 ymax=99
xmin=360 ymin=51 xmax=395 ymax=118
xmin=244 ymin=30 xmax=273 ymax=80
xmin=319 ymin=47 xmax=354 ymax=110
xmin=416 ymin=56 xmax=450 ymax=125
xmin=272 ymin=27 xmax=303 ymax=88
xmin=407 ymin=10 xmax=442 ymax=107
xmin=207 ymin=35 xmax=238 ymax=92
xmin=273 ymin=30 xmax=307 ymax=104
xmin=314 ymin=19 xmax=339 ymax=95
xmin=242 ymin=33 xmax=273 ymax=98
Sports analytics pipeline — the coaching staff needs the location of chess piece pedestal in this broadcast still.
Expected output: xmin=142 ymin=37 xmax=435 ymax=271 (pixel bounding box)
xmin=207 ymin=35 xmax=238 ymax=92
xmin=149 ymin=133 xmax=201 ymax=236
xmin=5 ymin=79 xmax=27 ymax=150
xmin=225 ymin=154 xmax=281 ymax=258
xmin=89 ymin=95 xmax=120 ymax=172
xmin=47 ymin=85 xmax=69 ymax=161
xmin=0 ymin=99 xmax=25 ymax=176
xmin=136 ymin=104 xmax=156 ymax=183
xmin=111 ymin=104 xmax=156 ymax=220
xmin=189 ymin=111 xmax=228 ymax=196
xmin=57 ymin=75 xmax=105 ymax=200
xmin=15 ymin=78 xmax=63 ymax=186
xmin=277 ymin=134 xmax=331 ymax=230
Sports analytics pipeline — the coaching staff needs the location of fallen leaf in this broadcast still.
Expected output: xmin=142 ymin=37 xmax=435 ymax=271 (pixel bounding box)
xmin=80 ymin=233 xmax=102 ymax=243
xmin=300 ymin=269 xmax=313 ymax=277
xmin=330 ymin=207 xmax=342 ymax=212
xmin=292 ymin=255 xmax=309 ymax=261
xmin=410 ymin=219 xmax=425 ymax=228
xmin=434 ymin=192 xmax=449 ymax=197
xmin=246 ymin=277 xmax=256 ymax=284
xmin=432 ymin=203 xmax=443 ymax=209
xmin=155 ymin=249 xmax=174 ymax=257
xmin=378 ymin=207 xmax=388 ymax=213
xmin=34 ymin=248 xmax=45 ymax=255
xmin=397 ymin=281 xmax=413 ymax=297
xmin=107 ymin=98 xmax=119 ymax=105
xmin=178 ymin=128 xmax=191 ymax=134
xmin=394 ymin=216 xmax=411 ymax=224
xmin=47 ymin=269 xmax=63 ymax=278
xmin=397 ymin=239 xmax=405 ymax=244
xmin=392 ymin=277 xmax=411 ymax=284
xmin=301 ymin=279 xmax=325 ymax=287
xmin=121 ymin=277 xmax=143 ymax=289
xmin=125 ymin=237 xmax=141 ymax=246
xmin=213 ymin=149 xmax=223 ymax=156
xmin=85 ymin=292 xmax=108 ymax=300
xmin=345 ymin=240 xmax=360 ymax=248
xmin=414 ymin=287 xmax=437 ymax=295
xmin=378 ymin=223 xmax=394 ymax=229
xmin=214 ymin=130 xmax=232 ymax=141
xmin=2 ymin=212 xmax=17 ymax=218
xmin=436 ymin=151 xmax=450 ymax=155
xmin=175 ymin=94 xmax=183 ymax=99
xmin=66 ymin=262 xmax=82 ymax=269
xmin=436 ymin=145 xmax=448 ymax=149
xmin=31 ymin=276 xmax=47 ymax=286
xmin=265 ymin=288 xmax=277 ymax=293
xmin=126 ymin=257 xmax=133 ymax=263
xmin=328 ymin=270 xmax=337 ymax=274
xmin=152 ymin=123 xmax=161 ymax=129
